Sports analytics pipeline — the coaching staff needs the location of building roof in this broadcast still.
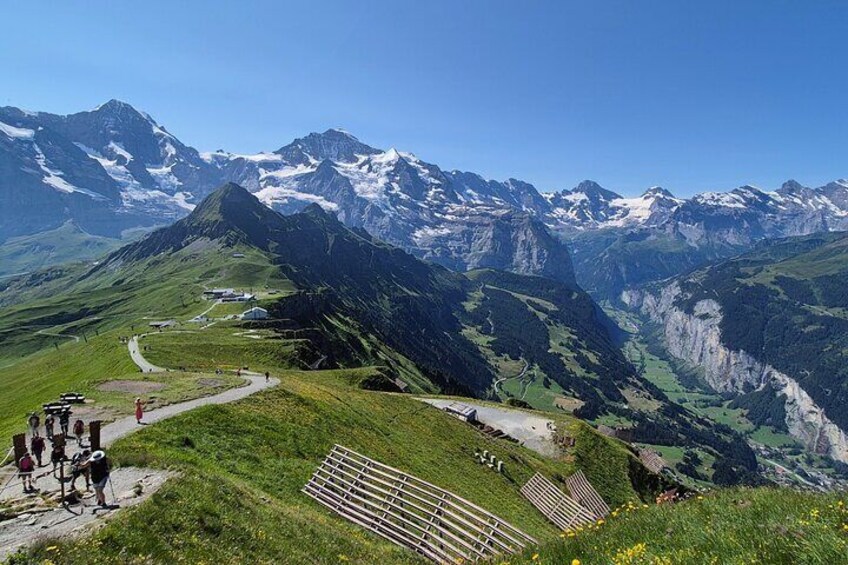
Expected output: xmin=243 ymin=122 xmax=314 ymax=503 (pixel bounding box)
xmin=243 ymin=306 xmax=268 ymax=314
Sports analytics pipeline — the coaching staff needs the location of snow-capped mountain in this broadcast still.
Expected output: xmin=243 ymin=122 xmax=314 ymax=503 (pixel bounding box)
xmin=546 ymin=181 xmax=683 ymax=228
xmin=4 ymin=99 xmax=848 ymax=291
xmin=203 ymin=129 xmax=574 ymax=282
xmin=0 ymin=100 xmax=221 ymax=239
xmin=547 ymin=179 xmax=848 ymax=239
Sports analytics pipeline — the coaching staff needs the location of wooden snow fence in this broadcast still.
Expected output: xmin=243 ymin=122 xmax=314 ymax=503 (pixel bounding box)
xmin=639 ymin=449 xmax=668 ymax=474
xmin=565 ymin=470 xmax=610 ymax=519
xmin=519 ymin=473 xmax=597 ymax=530
xmin=303 ymin=445 xmax=536 ymax=563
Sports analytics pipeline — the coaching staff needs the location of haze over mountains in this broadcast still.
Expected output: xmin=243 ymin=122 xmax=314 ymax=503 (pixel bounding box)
xmin=3 ymin=100 xmax=848 ymax=293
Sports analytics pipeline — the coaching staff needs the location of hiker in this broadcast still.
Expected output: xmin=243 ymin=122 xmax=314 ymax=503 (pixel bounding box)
xmin=18 ymin=452 xmax=35 ymax=493
xmin=30 ymin=434 xmax=45 ymax=467
xmin=135 ymin=398 xmax=144 ymax=425
xmin=59 ymin=410 xmax=70 ymax=437
xmin=82 ymin=450 xmax=110 ymax=507
xmin=236 ymin=368 xmax=241 ymax=377
xmin=51 ymin=442 xmax=66 ymax=471
xmin=27 ymin=412 xmax=40 ymax=438
xmin=70 ymin=449 xmax=91 ymax=491
xmin=265 ymin=371 xmax=270 ymax=383
xmin=44 ymin=414 xmax=55 ymax=439
xmin=73 ymin=419 xmax=85 ymax=446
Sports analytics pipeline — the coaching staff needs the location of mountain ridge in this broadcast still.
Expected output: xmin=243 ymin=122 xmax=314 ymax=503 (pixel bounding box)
xmin=4 ymin=100 xmax=848 ymax=295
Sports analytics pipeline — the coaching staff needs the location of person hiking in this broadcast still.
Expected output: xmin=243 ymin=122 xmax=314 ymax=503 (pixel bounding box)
xmin=51 ymin=442 xmax=66 ymax=471
xmin=30 ymin=434 xmax=45 ymax=467
xmin=81 ymin=450 xmax=110 ymax=507
xmin=135 ymin=398 xmax=144 ymax=424
xmin=27 ymin=412 xmax=40 ymax=438
xmin=18 ymin=452 xmax=35 ymax=493
xmin=44 ymin=414 xmax=55 ymax=439
xmin=70 ymin=449 xmax=91 ymax=491
xmin=58 ymin=410 xmax=70 ymax=437
xmin=265 ymin=371 xmax=270 ymax=383
xmin=73 ymin=419 xmax=85 ymax=446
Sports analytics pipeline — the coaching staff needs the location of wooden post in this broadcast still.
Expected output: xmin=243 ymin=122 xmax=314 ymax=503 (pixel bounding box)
xmin=59 ymin=459 xmax=65 ymax=504
xmin=12 ymin=433 xmax=26 ymax=468
xmin=89 ymin=421 xmax=102 ymax=451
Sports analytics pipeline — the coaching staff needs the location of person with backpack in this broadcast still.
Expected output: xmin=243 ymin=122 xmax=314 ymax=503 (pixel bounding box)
xmin=30 ymin=434 xmax=45 ymax=467
xmin=27 ymin=412 xmax=40 ymax=438
xmin=44 ymin=414 xmax=55 ymax=439
xmin=51 ymin=442 xmax=66 ymax=471
xmin=73 ymin=419 xmax=85 ymax=446
xmin=18 ymin=452 xmax=35 ymax=493
xmin=58 ymin=410 xmax=70 ymax=437
xmin=81 ymin=450 xmax=110 ymax=507
xmin=70 ymin=450 xmax=91 ymax=491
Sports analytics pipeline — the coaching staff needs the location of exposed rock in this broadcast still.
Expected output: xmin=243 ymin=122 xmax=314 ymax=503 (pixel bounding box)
xmin=623 ymin=285 xmax=848 ymax=463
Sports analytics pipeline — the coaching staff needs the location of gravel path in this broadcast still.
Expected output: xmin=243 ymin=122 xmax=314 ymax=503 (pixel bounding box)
xmin=0 ymin=331 xmax=280 ymax=558
xmin=128 ymin=335 xmax=165 ymax=373
xmin=417 ymin=398 xmax=557 ymax=457
xmin=99 ymin=371 xmax=278 ymax=447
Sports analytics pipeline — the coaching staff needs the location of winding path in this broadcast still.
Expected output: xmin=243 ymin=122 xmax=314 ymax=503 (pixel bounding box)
xmin=0 ymin=332 xmax=280 ymax=559
xmin=118 ymin=335 xmax=278 ymax=446
xmin=128 ymin=335 xmax=165 ymax=373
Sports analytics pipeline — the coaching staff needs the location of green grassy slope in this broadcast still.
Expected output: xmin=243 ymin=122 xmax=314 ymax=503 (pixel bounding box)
xmin=0 ymin=330 xmax=243 ymax=441
xmin=0 ymin=222 xmax=130 ymax=279
xmin=15 ymin=367 xmax=650 ymax=564
xmin=502 ymin=487 xmax=848 ymax=565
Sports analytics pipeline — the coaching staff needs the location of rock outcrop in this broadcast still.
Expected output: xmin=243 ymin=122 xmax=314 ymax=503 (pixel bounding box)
xmin=622 ymin=284 xmax=848 ymax=463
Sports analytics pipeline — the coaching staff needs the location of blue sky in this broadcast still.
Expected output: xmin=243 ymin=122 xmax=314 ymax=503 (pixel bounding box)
xmin=2 ymin=1 xmax=847 ymax=196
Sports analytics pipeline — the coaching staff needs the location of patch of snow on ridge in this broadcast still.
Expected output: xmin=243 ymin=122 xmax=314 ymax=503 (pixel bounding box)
xmin=32 ymin=144 xmax=106 ymax=199
xmin=693 ymin=191 xmax=747 ymax=209
xmin=147 ymin=164 xmax=183 ymax=193
xmin=0 ymin=121 xmax=35 ymax=140
xmin=261 ymin=163 xmax=316 ymax=181
xmin=254 ymin=185 xmax=339 ymax=212
xmin=107 ymin=141 xmax=133 ymax=163
xmin=412 ymin=225 xmax=454 ymax=243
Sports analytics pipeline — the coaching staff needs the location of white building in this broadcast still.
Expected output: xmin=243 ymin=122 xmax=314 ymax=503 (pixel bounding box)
xmin=241 ymin=307 xmax=269 ymax=320
xmin=443 ymin=402 xmax=477 ymax=422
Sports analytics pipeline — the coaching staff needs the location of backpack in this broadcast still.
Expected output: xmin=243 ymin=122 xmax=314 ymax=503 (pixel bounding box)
xmin=19 ymin=456 xmax=33 ymax=472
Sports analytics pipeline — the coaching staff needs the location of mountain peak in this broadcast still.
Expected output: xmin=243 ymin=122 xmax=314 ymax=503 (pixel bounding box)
xmin=779 ymin=179 xmax=807 ymax=194
xmin=93 ymin=99 xmax=142 ymax=116
xmin=642 ymin=186 xmax=676 ymax=199
xmin=189 ymin=182 xmax=262 ymax=221
xmin=572 ymin=180 xmax=622 ymax=200
xmin=275 ymin=129 xmax=380 ymax=164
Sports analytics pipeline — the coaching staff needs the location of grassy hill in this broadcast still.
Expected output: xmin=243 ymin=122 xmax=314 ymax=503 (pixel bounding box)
xmin=0 ymin=222 xmax=138 ymax=279
xmin=3 ymin=331 xmax=658 ymax=564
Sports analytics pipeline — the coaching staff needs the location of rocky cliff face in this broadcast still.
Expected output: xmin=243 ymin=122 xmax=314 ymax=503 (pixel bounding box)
xmin=622 ymin=284 xmax=848 ymax=463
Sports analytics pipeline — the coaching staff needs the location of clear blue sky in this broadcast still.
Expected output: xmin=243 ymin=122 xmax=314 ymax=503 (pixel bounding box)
xmin=2 ymin=1 xmax=847 ymax=196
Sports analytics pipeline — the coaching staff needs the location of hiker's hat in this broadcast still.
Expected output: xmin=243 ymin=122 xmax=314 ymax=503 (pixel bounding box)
xmin=90 ymin=450 xmax=105 ymax=462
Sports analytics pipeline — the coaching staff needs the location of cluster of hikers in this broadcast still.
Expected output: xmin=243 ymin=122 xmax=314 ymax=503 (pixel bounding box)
xmin=16 ymin=410 xmax=113 ymax=508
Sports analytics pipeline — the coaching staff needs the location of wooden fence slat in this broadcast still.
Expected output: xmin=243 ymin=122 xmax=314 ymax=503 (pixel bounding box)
xmin=520 ymin=473 xmax=597 ymax=530
xmin=302 ymin=445 xmax=535 ymax=563
xmin=564 ymin=470 xmax=610 ymax=519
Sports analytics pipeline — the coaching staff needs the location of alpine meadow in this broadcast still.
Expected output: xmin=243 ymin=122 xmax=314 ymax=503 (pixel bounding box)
xmin=1 ymin=3 xmax=847 ymax=564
